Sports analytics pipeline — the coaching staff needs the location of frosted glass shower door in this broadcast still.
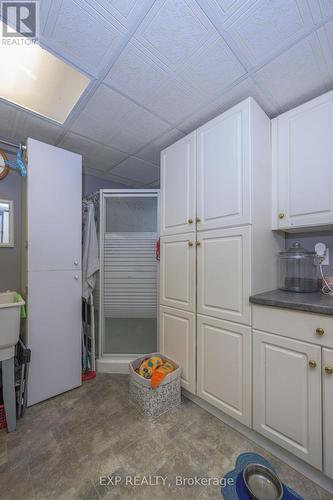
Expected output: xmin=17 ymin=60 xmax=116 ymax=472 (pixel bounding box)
xmin=102 ymin=195 xmax=158 ymax=355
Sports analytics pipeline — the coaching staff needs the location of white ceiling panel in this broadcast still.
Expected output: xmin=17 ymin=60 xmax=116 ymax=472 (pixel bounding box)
xmin=134 ymin=0 xmax=216 ymax=70
xmin=178 ymin=77 xmax=278 ymax=133
xmin=254 ymin=33 xmax=332 ymax=112
xmin=81 ymin=0 xmax=155 ymax=30
xmin=110 ymin=157 xmax=159 ymax=184
xmin=42 ymin=0 xmax=126 ymax=76
xmin=308 ymin=0 xmax=333 ymax=23
xmin=196 ymin=0 xmax=250 ymax=24
xmin=104 ymin=42 xmax=169 ymax=105
xmin=12 ymin=111 xmax=63 ymax=145
xmin=317 ymin=20 xmax=333 ymax=79
xmin=136 ymin=128 xmax=185 ymax=164
xmin=0 ymin=100 xmax=17 ymax=140
xmin=178 ymin=36 xmax=246 ymax=99
xmin=59 ymin=132 xmax=128 ymax=171
xmin=223 ymin=0 xmax=315 ymax=68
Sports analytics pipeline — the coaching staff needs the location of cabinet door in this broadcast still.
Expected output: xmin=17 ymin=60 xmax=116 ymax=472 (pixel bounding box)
xmin=274 ymin=93 xmax=333 ymax=230
xmin=323 ymin=348 xmax=333 ymax=479
xmin=197 ymin=315 xmax=251 ymax=426
xmin=27 ymin=138 xmax=82 ymax=271
xmin=253 ymin=331 xmax=322 ymax=469
xmin=160 ymin=306 xmax=195 ymax=394
xmin=160 ymin=132 xmax=196 ymax=236
xmin=196 ymin=100 xmax=251 ymax=231
xmin=27 ymin=269 xmax=82 ymax=406
xmin=160 ymin=233 xmax=195 ymax=312
xmin=197 ymin=227 xmax=251 ymax=325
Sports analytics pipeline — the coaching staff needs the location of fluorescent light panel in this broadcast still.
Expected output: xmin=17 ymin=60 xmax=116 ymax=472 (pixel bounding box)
xmin=0 ymin=23 xmax=90 ymax=123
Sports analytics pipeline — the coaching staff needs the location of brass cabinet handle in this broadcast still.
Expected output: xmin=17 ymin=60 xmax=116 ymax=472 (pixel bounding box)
xmin=278 ymin=212 xmax=285 ymax=219
xmin=309 ymin=360 xmax=317 ymax=369
xmin=325 ymin=366 xmax=333 ymax=375
xmin=188 ymin=218 xmax=193 ymax=224
xmin=196 ymin=241 xmax=201 ymax=247
xmin=196 ymin=217 xmax=201 ymax=223
xmin=316 ymin=328 xmax=325 ymax=336
xmin=188 ymin=241 xmax=193 ymax=247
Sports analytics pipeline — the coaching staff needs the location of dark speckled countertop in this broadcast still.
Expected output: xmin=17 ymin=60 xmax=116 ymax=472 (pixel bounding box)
xmin=249 ymin=289 xmax=333 ymax=316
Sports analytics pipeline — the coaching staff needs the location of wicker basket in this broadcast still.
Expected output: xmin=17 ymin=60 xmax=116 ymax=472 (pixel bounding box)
xmin=129 ymin=353 xmax=182 ymax=420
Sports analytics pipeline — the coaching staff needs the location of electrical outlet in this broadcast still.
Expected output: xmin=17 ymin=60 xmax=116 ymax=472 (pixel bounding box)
xmin=323 ymin=247 xmax=330 ymax=266
xmin=315 ymin=242 xmax=330 ymax=265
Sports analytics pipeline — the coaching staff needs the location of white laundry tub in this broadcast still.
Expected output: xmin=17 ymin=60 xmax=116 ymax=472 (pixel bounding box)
xmin=0 ymin=292 xmax=25 ymax=361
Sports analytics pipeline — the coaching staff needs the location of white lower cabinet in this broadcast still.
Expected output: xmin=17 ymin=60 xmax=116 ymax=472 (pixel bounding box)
xmin=160 ymin=306 xmax=196 ymax=394
xmin=197 ymin=315 xmax=252 ymax=426
xmin=323 ymin=348 xmax=333 ymax=479
xmin=253 ymin=330 xmax=322 ymax=469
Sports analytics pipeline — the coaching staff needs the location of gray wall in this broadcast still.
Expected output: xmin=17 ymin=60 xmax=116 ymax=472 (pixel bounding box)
xmin=0 ymin=156 xmax=22 ymax=292
xmin=83 ymin=173 xmax=129 ymax=196
xmin=286 ymin=231 xmax=333 ymax=276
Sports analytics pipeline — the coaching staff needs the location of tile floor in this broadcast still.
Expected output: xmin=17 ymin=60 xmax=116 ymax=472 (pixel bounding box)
xmin=0 ymin=374 xmax=331 ymax=499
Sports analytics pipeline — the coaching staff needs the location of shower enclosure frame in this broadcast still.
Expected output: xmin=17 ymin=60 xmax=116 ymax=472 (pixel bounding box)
xmin=97 ymin=189 xmax=160 ymax=373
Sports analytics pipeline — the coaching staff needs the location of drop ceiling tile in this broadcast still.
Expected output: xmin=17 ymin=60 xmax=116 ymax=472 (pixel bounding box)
xmin=133 ymin=0 xmax=216 ymax=70
xmin=144 ymin=76 xmax=209 ymax=125
xmin=12 ymin=111 xmax=63 ymax=145
xmin=71 ymin=84 xmax=138 ymax=143
xmin=178 ymin=77 xmax=278 ymax=133
xmin=178 ymin=36 xmax=246 ymax=100
xmin=81 ymin=0 xmax=155 ymax=31
xmin=308 ymin=0 xmax=333 ymax=22
xmin=59 ymin=132 xmax=128 ymax=171
xmin=42 ymin=0 xmax=126 ymax=76
xmin=317 ymin=20 xmax=333 ymax=79
xmin=136 ymin=128 xmax=185 ymax=164
xmin=111 ymin=156 xmax=160 ymax=184
xmin=223 ymin=0 xmax=315 ymax=68
xmin=0 ymin=100 xmax=17 ymax=140
xmin=196 ymin=0 xmax=251 ymax=24
xmin=104 ymin=43 xmax=169 ymax=105
xmin=253 ymin=33 xmax=332 ymax=112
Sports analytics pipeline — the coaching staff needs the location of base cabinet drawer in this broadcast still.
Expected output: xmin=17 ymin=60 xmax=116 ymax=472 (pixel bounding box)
xmin=253 ymin=330 xmax=322 ymax=469
xmin=323 ymin=348 xmax=333 ymax=479
xmin=197 ymin=315 xmax=252 ymax=426
xmin=160 ymin=306 xmax=196 ymax=394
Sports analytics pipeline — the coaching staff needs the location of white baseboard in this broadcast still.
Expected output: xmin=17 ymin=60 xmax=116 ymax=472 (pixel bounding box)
xmin=96 ymin=357 xmax=132 ymax=374
xmin=183 ymin=389 xmax=333 ymax=495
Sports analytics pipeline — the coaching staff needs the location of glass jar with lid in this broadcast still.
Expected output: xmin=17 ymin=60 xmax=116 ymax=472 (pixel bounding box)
xmin=278 ymin=242 xmax=320 ymax=292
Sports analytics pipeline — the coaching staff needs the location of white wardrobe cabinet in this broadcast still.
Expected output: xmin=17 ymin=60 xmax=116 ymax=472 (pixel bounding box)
xmin=196 ymin=227 xmax=251 ymax=325
xmin=272 ymin=90 xmax=333 ymax=231
xmin=196 ymin=100 xmax=251 ymax=231
xmin=160 ymin=132 xmax=196 ymax=237
xmin=253 ymin=330 xmax=322 ymax=469
xmin=323 ymin=348 xmax=333 ymax=480
xmin=23 ymin=138 xmax=82 ymax=406
xmin=197 ymin=315 xmax=251 ymax=426
xmin=159 ymin=233 xmax=196 ymax=312
xmin=160 ymin=306 xmax=196 ymax=394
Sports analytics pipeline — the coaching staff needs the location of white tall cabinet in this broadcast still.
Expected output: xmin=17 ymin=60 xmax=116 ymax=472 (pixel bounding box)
xmin=159 ymin=98 xmax=283 ymax=426
xmin=22 ymin=138 xmax=82 ymax=406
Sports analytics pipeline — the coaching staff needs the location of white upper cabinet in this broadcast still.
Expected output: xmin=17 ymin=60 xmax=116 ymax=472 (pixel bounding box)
xmin=160 ymin=132 xmax=196 ymax=236
xmin=273 ymin=91 xmax=333 ymax=231
xmin=196 ymin=100 xmax=251 ymax=231
xmin=27 ymin=139 xmax=82 ymax=272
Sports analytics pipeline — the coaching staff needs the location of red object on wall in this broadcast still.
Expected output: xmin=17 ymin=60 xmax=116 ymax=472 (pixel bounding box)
xmin=0 ymin=405 xmax=7 ymax=430
xmin=156 ymin=238 xmax=160 ymax=261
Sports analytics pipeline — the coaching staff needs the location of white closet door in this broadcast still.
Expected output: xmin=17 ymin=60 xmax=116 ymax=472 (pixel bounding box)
xmin=27 ymin=269 xmax=82 ymax=406
xmin=196 ymin=100 xmax=251 ymax=231
xmin=197 ymin=227 xmax=251 ymax=325
xmin=160 ymin=306 xmax=195 ymax=394
xmin=160 ymin=233 xmax=195 ymax=312
xmin=275 ymin=94 xmax=333 ymax=230
xmin=253 ymin=331 xmax=322 ymax=469
xmin=160 ymin=132 xmax=196 ymax=236
xmin=197 ymin=315 xmax=251 ymax=426
xmin=27 ymin=138 xmax=82 ymax=272
xmin=323 ymin=348 xmax=333 ymax=479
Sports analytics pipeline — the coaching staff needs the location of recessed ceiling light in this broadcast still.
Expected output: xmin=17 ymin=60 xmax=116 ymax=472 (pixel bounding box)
xmin=0 ymin=23 xmax=90 ymax=124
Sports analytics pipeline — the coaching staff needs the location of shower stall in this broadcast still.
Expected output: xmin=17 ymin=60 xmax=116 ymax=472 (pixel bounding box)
xmin=96 ymin=189 xmax=159 ymax=372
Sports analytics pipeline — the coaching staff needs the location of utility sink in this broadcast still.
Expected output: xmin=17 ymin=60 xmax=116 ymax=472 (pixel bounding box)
xmin=0 ymin=292 xmax=25 ymax=361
